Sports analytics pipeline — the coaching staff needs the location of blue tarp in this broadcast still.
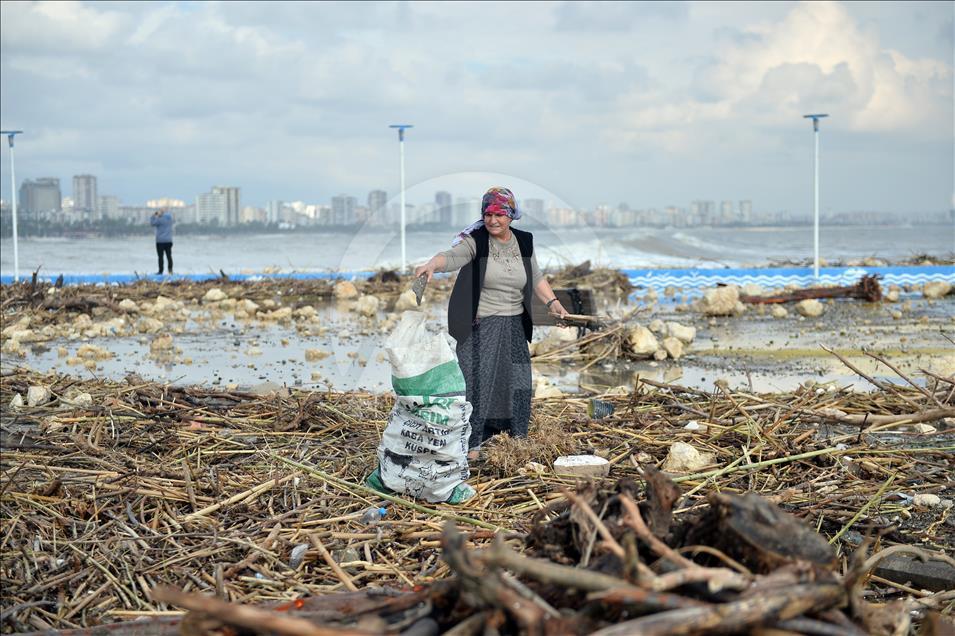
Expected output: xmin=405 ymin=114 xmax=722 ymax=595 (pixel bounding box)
xmin=2 ymin=265 xmax=952 ymax=290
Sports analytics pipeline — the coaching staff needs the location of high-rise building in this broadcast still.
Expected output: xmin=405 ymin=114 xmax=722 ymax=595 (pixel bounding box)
xmin=266 ymin=201 xmax=284 ymax=224
xmin=739 ymin=200 xmax=752 ymax=223
xmin=19 ymin=178 xmax=61 ymax=218
xmin=435 ymin=191 xmax=452 ymax=226
xmin=367 ymin=190 xmax=388 ymax=225
xmin=72 ymin=175 xmax=98 ymax=219
xmin=720 ymin=200 xmax=734 ymax=224
xmin=212 ymin=186 xmax=240 ymax=226
xmin=196 ymin=190 xmax=227 ymax=225
xmin=453 ymin=197 xmax=480 ymax=227
xmin=98 ymin=195 xmax=120 ymax=219
xmin=331 ymin=195 xmax=357 ymax=226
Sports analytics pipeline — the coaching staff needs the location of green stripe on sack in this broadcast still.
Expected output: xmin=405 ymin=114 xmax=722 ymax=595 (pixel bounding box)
xmin=392 ymin=361 xmax=466 ymax=396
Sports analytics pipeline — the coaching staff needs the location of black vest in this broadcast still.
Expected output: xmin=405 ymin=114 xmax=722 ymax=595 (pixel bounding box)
xmin=447 ymin=226 xmax=535 ymax=343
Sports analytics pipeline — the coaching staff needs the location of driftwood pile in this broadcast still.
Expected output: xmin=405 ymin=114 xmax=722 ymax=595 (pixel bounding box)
xmin=148 ymin=473 xmax=955 ymax=635
xmin=1 ymin=366 xmax=953 ymax=634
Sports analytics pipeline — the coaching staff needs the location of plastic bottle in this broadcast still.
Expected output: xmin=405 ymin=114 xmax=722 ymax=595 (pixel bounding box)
xmin=360 ymin=506 xmax=388 ymax=525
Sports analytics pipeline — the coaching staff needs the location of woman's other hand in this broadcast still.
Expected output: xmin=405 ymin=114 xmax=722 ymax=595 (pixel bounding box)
xmin=414 ymin=258 xmax=437 ymax=282
xmin=549 ymin=300 xmax=569 ymax=318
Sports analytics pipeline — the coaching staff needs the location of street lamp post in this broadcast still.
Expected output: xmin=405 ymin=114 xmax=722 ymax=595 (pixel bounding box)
xmin=1 ymin=130 xmax=24 ymax=282
xmin=389 ymin=124 xmax=413 ymax=272
xmin=803 ymin=114 xmax=828 ymax=279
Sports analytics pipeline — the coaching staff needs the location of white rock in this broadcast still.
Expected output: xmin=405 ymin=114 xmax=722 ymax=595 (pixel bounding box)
xmin=662 ymin=336 xmax=684 ymax=360
xmin=908 ymin=423 xmax=936 ymax=434
xmin=741 ymin=283 xmax=764 ymax=297
xmin=305 ymin=349 xmax=331 ymax=361
xmin=203 ymin=288 xmax=228 ymax=303
xmin=884 ymin=289 xmax=900 ymax=303
xmin=795 ymin=299 xmax=825 ymax=318
xmin=118 ymin=299 xmax=139 ymax=312
xmin=150 ymin=334 xmax=174 ymax=352
xmin=532 ymin=326 xmax=578 ymax=356
xmin=648 ymin=319 xmax=665 ymax=333
xmin=394 ymin=289 xmax=419 ymax=312
xmin=653 ymin=349 xmax=668 ymax=361
xmin=10 ymin=393 xmax=24 ymax=410
xmin=153 ymin=296 xmax=182 ymax=313
xmin=913 ymin=493 xmax=942 ymax=508
xmin=923 ymin=281 xmax=952 ymax=299
xmin=66 ymin=392 xmax=93 ymax=407
xmin=665 ymin=322 xmax=696 ymax=344
xmin=236 ymin=299 xmax=260 ymax=316
xmin=77 ymin=344 xmax=112 ymax=360
xmin=627 ymin=325 xmax=659 ymax=357
xmin=698 ymin=286 xmax=742 ymax=316
xmin=137 ymin=317 xmax=164 ymax=334
xmin=356 ymin=295 xmax=380 ymax=317
xmin=1 ymin=316 xmax=30 ymax=336
xmin=771 ymin=306 xmax=788 ymax=319
xmin=334 ymin=280 xmax=359 ymax=300
xmin=1 ymin=339 xmax=24 ymax=356
xmin=662 ymin=442 xmax=716 ymax=473
xmin=4 ymin=328 xmax=34 ymax=343
xmin=266 ymin=307 xmax=293 ymax=322
xmin=554 ymin=455 xmax=610 ymax=478
xmin=291 ymin=305 xmax=315 ymax=320
xmin=27 ymin=385 xmax=52 ymax=407
xmin=534 ymin=377 xmax=564 ymax=399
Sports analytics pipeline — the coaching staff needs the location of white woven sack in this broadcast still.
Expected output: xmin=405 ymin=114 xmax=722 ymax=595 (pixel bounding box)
xmin=377 ymin=312 xmax=471 ymax=502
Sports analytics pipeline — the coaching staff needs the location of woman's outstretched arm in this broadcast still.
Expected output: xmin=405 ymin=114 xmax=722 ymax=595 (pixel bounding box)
xmin=534 ymin=277 xmax=568 ymax=317
xmin=414 ymin=253 xmax=447 ymax=282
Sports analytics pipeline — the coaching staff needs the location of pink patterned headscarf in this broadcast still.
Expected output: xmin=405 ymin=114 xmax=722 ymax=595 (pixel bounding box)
xmin=452 ymin=187 xmax=521 ymax=246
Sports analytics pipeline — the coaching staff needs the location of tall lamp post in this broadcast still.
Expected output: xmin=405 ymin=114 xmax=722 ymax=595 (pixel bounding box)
xmin=1 ymin=130 xmax=24 ymax=282
xmin=389 ymin=124 xmax=413 ymax=272
xmin=803 ymin=114 xmax=828 ymax=279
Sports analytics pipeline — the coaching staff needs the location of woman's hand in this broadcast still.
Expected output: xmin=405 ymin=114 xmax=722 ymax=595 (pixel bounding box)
xmin=414 ymin=258 xmax=437 ymax=282
xmin=549 ymin=299 xmax=569 ymax=319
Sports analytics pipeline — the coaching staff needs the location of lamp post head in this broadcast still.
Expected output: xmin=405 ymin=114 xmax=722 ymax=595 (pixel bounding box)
xmin=0 ymin=130 xmax=24 ymax=148
xmin=389 ymin=124 xmax=413 ymax=142
xmin=802 ymin=114 xmax=828 ymax=132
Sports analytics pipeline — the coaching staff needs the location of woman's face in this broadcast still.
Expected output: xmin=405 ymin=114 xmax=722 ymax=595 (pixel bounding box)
xmin=484 ymin=212 xmax=512 ymax=238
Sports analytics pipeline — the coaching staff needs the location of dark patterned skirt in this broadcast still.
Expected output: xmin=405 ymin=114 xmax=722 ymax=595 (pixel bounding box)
xmin=456 ymin=314 xmax=532 ymax=450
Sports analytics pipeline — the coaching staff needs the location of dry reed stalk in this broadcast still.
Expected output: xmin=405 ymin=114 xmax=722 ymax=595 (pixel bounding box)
xmin=1 ymin=365 xmax=951 ymax=631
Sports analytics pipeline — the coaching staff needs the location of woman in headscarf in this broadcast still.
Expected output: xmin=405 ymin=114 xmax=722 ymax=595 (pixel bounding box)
xmin=415 ymin=187 xmax=568 ymax=460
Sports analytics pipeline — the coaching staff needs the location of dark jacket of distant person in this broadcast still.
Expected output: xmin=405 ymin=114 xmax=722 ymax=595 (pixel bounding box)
xmin=150 ymin=211 xmax=174 ymax=243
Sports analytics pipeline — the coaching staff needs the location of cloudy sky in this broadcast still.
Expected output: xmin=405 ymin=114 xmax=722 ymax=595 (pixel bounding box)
xmin=1 ymin=1 xmax=952 ymax=214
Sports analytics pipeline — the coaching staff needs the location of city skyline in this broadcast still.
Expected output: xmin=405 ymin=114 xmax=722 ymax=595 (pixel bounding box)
xmin=4 ymin=170 xmax=948 ymax=233
xmin=0 ymin=2 xmax=951 ymax=217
